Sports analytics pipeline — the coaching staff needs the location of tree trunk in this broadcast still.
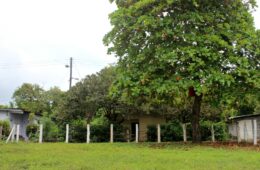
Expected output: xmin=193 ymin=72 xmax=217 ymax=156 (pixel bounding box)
xmin=192 ymin=94 xmax=203 ymax=143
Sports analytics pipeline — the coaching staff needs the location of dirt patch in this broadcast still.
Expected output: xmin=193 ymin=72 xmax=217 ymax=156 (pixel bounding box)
xmin=138 ymin=141 xmax=260 ymax=151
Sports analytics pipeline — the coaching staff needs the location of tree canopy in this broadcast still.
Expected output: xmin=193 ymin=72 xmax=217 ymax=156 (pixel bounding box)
xmin=104 ymin=0 xmax=259 ymax=142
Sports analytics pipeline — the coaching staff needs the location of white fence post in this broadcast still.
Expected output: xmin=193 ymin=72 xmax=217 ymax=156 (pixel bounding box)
xmin=11 ymin=124 xmax=16 ymax=142
xmin=253 ymin=119 xmax=257 ymax=145
xmin=6 ymin=126 xmax=15 ymax=143
xmin=157 ymin=124 xmax=161 ymax=143
xmin=39 ymin=124 xmax=43 ymax=143
xmin=16 ymin=124 xmax=20 ymax=143
xmin=110 ymin=124 xmax=113 ymax=143
xmin=211 ymin=124 xmax=215 ymax=143
xmin=182 ymin=123 xmax=187 ymax=142
xmin=65 ymin=124 xmax=69 ymax=143
xmin=87 ymin=124 xmax=90 ymax=144
xmin=135 ymin=124 xmax=139 ymax=143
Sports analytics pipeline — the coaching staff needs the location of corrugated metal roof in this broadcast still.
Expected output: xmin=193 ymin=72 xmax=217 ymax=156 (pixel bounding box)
xmin=0 ymin=109 xmax=24 ymax=114
xmin=229 ymin=113 xmax=260 ymax=120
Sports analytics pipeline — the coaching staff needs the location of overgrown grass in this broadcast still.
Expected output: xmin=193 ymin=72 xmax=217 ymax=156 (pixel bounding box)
xmin=0 ymin=142 xmax=259 ymax=170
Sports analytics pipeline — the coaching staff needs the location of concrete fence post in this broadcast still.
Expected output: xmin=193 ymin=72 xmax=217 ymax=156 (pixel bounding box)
xmin=39 ymin=124 xmax=43 ymax=143
xmin=16 ymin=124 xmax=20 ymax=143
xmin=11 ymin=124 xmax=16 ymax=143
xmin=110 ymin=124 xmax=113 ymax=143
xmin=6 ymin=126 xmax=15 ymax=143
xmin=253 ymin=119 xmax=257 ymax=145
xmin=126 ymin=129 xmax=130 ymax=143
xmin=157 ymin=124 xmax=161 ymax=143
xmin=211 ymin=124 xmax=215 ymax=143
xmin=182 ymin=123 xmax=187 ymax=142
xmin=87 ymin=124 xmax=90 ymax=144
xmin=65 ymin=124 xmax=69 ymax=143
xmin=237 ymin=122 xmax=241 ymax=143
xmin=135 ymin=124 xmax=139 ymax=143
xmin=0 ymin=126 xmax=3 ymax=140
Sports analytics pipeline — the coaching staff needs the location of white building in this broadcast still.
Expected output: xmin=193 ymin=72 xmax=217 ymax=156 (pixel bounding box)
xmin=0 ymin=109 xmax=33 ymax=140
xmin=228 ymin=114 xmax=260 ymax=143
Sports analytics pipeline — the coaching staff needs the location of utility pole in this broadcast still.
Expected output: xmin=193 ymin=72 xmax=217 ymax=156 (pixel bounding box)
xmin=65 ymin=57 xmax=73 ymax=90
xmin=69 ymin=57 xmax=73 ymax=90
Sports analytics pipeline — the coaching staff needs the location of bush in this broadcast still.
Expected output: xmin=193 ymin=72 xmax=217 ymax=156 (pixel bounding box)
xmin=90 ymin=124 xmax=110 ymax=142
xmin=147 ymin=121 xmax=183 ymax=142
xmin=40 ymin=117 xmax=60 ymax=142
xmin=0 ymin=120 xmax=10 ymax=138
xmin=200 ymin=121 xmax=229 ymax=141
xmin=26 ymin=124 xmax=38 ymax=141
xmin=70 ymin=119 xmax=87 ymax=143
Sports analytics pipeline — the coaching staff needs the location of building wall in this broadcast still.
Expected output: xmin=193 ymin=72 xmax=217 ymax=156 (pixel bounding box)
xmin=228 ymin=117 xmax=260 ymax=142
xmin=0 ymin=111 xmax=10 ymax=120
xmin=238 ymin=119 xmax=253 ymax=142
xmin=123 ymin=114 xmax=166 ymax=142
xmin=228 ymin=123 xmax=237 ymax=137
xmin=139 ymin=115 xmax=166 ymax=141
xmin=10 ymin=113 xmax=29 ymax=139
xmin=257 ymin=118 xmax=260 ymax=139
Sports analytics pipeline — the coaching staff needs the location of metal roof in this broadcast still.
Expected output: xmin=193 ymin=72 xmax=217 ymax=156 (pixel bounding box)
xmin=229 ymin=113 xmax=260 ymax=121
xmin=0 ymin=109 xmax=24 ymax=114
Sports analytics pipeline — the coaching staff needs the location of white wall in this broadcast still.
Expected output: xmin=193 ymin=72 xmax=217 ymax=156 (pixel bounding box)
xmin=0 ymin=111 xmax=9 ymax=120
xmin=238 ymin=119 xmax=254 ymax=142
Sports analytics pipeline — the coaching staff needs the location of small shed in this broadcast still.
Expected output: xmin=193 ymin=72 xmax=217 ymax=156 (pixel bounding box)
xmin=0 ymin=109 xmax=39 ymax=140
xmin=228 ymin=113 xmax=260 ymax=142
xmin=122 ymin=113 xmax=166 ymax=142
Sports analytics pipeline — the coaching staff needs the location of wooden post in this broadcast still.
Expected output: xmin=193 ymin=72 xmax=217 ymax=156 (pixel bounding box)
xmin=6 ymin=126 xmax=15 ymax=143
xmin=135 ymin=124 xmax=139 ymax=143
xmin=253 ymin=119 xmax=257 ymax=145
xmin=110 ymin=124 xmax=113 ymax=143
xmin=65 ymin=124 xmax=69 ymax=143
xmin=126 ymin=129 xmax=130 ymax=143
xmin=211 ymin=124 xmax=215 ymax=143
xmin=157 ymin=124 xmax=161 ymax=143
xmin=39 ymin=124 xmax=43 ymax=143
xmin=16 ymin=124 xmax=20 ymax=143
xmin=182 ymin=123 xmax=187 ymax=142
xmin=87 ymin=124 xmax=90 ymax=144
xmin=11 ymin=124 xmax=16 ymax=142
xmin=0 ymin=126 xmax=3 ymax=140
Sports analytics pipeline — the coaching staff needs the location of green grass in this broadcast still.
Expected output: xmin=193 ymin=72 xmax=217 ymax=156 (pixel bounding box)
xmin=0 ymin=142 xmax=259 ymax=170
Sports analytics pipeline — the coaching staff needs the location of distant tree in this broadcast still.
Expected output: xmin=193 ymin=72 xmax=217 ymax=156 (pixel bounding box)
xmin=104 ymin=0 xmax=259 ymax=142
xmin=0 ymin=105 xmax=9 ymax=109
xmin=12 ymin=83 xmax=65 ymax=117
xmin=58 ymin=66 xmax=138 ymax=126
xmin=12 ymin=83 xmax=46 ymax=114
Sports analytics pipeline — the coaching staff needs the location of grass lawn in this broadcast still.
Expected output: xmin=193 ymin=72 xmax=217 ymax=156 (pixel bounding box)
xmin=0 ymin=142 xmax=259 ymax=170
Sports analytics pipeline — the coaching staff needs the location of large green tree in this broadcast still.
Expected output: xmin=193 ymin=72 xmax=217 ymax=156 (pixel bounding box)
xmin=12 ymin=83 xmax=65 ymax=116
xmin=58 ymin=66 xmax=135 ymax=125
xmin=13 ymin=83 xmax=46 ymax=114
xmin=104 ymin=0 xmax=259 ymax=142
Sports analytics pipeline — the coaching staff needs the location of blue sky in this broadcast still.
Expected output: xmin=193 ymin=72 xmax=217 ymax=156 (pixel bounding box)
xmin=0 ymin=0 xmax=259 ymax=105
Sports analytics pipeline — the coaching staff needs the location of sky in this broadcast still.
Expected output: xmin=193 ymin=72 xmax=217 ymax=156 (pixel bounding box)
xmin=0 ymin=0 xmax=259 ymax=105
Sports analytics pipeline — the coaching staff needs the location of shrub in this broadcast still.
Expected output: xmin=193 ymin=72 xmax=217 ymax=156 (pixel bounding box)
xmin=70 ymin=119 xmax=87 ymax=143
xmin=26 ymin=124 xmax=38 ymax=141
xmin=0 ymin=120 xmax=10 ymax=138
xmin=90 ymin=124 xmax=110 ymax=142
xmin=147 ymin=121 xmax=183 ymax=142
xmin=40 ymin=116 xmax=60 ymax=142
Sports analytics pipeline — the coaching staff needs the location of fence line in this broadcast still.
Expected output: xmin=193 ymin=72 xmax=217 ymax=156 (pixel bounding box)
xmin=2 ymin=121 xmax=258 ymax=146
